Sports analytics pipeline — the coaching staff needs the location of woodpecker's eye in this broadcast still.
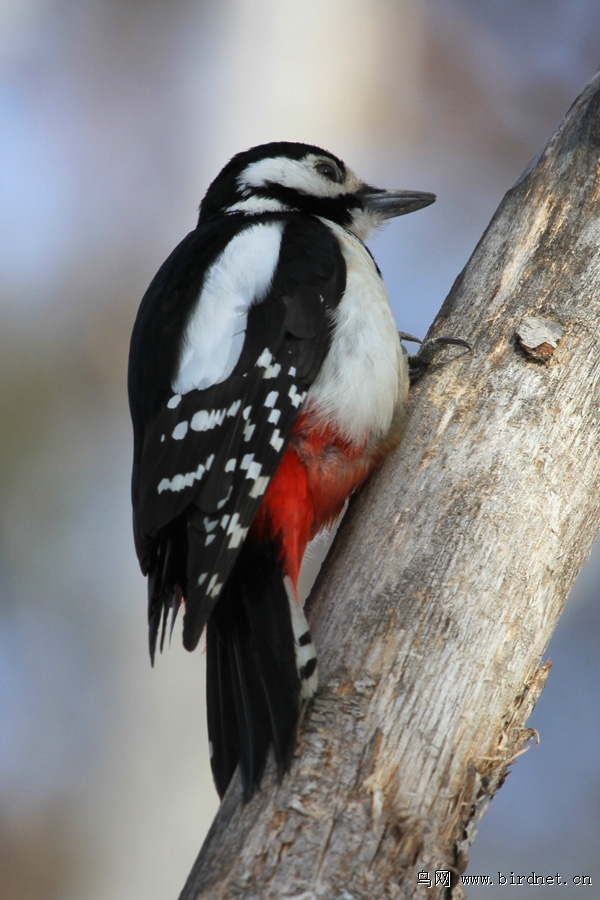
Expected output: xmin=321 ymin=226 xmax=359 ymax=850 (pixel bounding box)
xmin=315 ymin=161 xmax=341 ymax=182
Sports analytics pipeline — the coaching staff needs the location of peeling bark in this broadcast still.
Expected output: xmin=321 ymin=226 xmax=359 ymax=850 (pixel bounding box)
xmin=179 ymin=70 xmax=600 ymax=899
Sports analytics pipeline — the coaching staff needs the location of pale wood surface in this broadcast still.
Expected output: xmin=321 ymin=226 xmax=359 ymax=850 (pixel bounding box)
xmin=179 ymin=70 xmax=600 ymax=899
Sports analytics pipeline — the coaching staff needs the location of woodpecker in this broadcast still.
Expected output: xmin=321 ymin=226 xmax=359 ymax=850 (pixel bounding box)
xmin=128 ymin=141 xmax=435 ymax=800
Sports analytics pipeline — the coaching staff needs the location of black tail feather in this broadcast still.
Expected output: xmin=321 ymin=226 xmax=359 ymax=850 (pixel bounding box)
xmin=205 ymin=626 xmax=240 ymax=794
xmin=206 ymin=538 xmax=301 ymax=800
xmin=147 ymin=517 xmax=187 ymax=664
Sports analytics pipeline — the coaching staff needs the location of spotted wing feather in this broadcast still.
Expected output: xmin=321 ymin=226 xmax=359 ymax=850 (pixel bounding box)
xmin=130 ymin=215 xmax=346 ymax=657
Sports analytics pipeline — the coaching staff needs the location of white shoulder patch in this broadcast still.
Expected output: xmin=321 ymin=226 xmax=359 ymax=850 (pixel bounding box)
xmin=172 ymin=221 xmax=284 ymax=394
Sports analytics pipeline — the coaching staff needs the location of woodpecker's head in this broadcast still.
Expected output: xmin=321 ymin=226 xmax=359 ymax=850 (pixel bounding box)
xmin=199 ymin=142 xmax=435 ymax=240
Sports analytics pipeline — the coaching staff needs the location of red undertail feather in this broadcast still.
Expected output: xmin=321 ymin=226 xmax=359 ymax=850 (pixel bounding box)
xmin=251 ymin=413 xmax=375 ymax=587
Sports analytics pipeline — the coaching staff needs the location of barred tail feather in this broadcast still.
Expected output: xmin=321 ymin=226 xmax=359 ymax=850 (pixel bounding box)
xmin=285 ymin=576 xmax=319 ymax=705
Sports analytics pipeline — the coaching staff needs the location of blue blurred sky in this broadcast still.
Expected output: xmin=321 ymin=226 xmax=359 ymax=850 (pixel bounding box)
xmin=1 ymin=1 xmax=600 ymax=897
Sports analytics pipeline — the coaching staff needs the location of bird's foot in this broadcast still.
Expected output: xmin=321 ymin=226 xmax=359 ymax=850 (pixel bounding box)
xmin=399 ymin=333 xmax=472 ymax=384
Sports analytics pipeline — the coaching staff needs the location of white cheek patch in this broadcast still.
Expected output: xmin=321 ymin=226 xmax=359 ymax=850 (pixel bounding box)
xmin=238 ymin=154 xmax=356 ymax=200
xmin=172 ymin=222 xmax=284 ymax=395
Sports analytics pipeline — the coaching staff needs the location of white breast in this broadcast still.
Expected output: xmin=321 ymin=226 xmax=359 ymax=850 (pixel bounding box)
xmin=306 ymin=220 xmax=407 ymax=446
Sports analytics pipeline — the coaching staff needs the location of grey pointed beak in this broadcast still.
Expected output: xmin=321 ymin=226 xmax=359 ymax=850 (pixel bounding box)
xmin=361 ymin=187 xmax=436 ymax=219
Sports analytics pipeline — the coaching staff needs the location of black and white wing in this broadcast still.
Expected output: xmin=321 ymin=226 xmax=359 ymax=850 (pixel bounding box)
xmin=128 ymin=214 xmax=346 ymax=656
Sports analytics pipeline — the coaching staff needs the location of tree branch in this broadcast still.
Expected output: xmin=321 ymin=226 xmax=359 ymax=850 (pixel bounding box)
xmin=179 ymin=70 xmax=600 ymax=899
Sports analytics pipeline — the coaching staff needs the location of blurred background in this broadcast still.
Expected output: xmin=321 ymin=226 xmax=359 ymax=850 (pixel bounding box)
xmin=1 ymin=1 xmax=600 ymax=897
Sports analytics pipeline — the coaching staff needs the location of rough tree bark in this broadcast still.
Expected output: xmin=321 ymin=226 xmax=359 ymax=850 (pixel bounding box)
xmin=179 ymin=71 xmax=600 ymax=899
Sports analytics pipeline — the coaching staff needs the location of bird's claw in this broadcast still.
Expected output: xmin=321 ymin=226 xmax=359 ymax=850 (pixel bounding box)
xmin=399 ymin=333 xmax=472 ymax=384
